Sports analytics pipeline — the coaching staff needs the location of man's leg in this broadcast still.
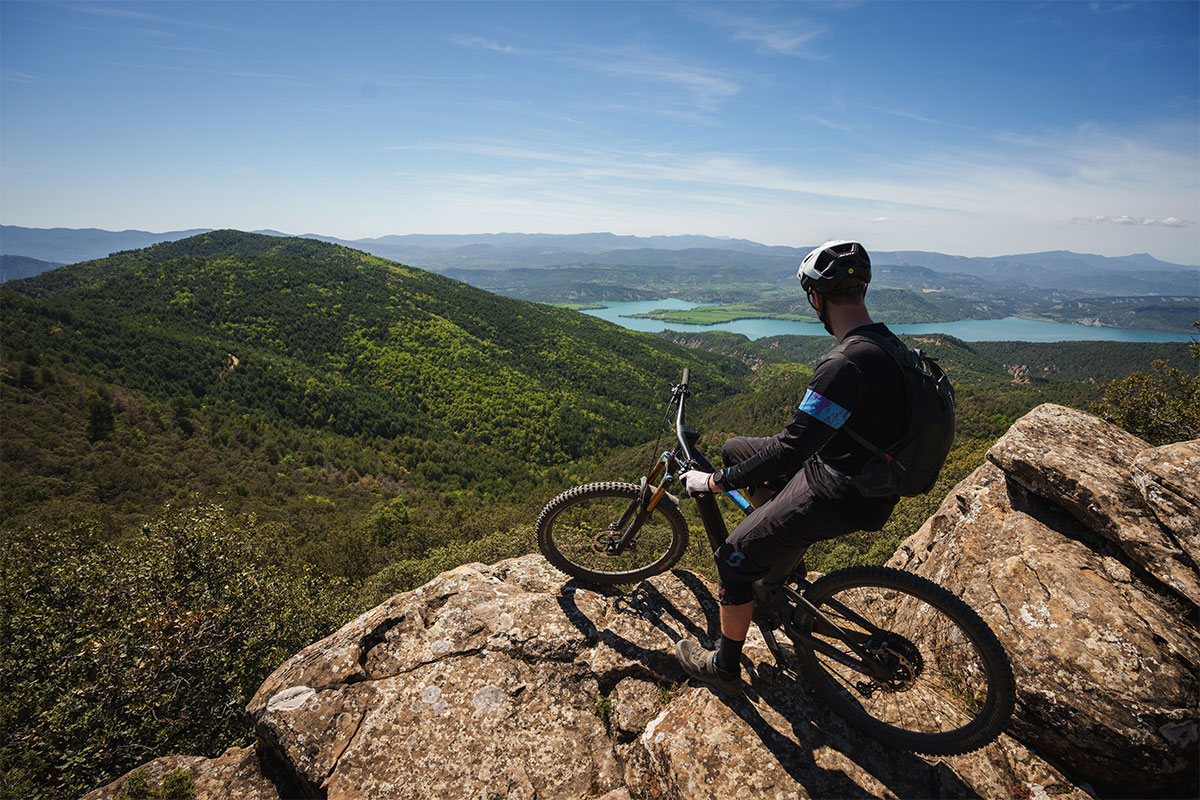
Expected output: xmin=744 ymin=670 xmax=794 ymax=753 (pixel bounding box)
xmin=676 ymin=466 xmax=854 ymax=692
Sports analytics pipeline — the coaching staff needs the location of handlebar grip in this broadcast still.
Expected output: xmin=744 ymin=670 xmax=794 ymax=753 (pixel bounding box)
xmin=681 ymin=367 xmax=690 ymax=385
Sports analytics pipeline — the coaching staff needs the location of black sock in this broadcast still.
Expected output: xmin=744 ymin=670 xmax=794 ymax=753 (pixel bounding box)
xmin=715 ymin=635 xmax=744 ymax=674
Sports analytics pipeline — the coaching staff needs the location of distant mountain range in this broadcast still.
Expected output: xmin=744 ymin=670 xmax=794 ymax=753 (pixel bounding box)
xmin=3 ymin=226 xmax=1196 ymax=285
xmin=0 ymin=254 xmax=64 ymax=283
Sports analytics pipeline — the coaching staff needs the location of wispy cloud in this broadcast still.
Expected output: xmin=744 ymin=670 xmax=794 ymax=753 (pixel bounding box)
xmin=64 ymin=4 xmax=180 ymax=24
xmin=688 ymin=7 xmax=828 ymax=59
xmin=222 ymin=71 xmax=301 ymax=84
xmin=153 ymin=44 xmax=221 ymax=55
xmin=1088 ymin=2 xmax=1136 ymax=13
xmin=802 ymin=114 xmax=859 ymax=135
xmin=566 ymin=50 xmax=739 ymax=109
xmin=63 ymin=3 xmax=237 ymax=33
xmin=102 ymin=60 xmax=305 ymax=86
xmin=2 ymin=69 xmax=35 ymax=84
xmin=385 ymin=120 xmax=1198 ymax=246
xmin=450 ymin=35 xmax=531 ymax=55
xmin=450 ymin=33 xmax=740 ymax=112
xmin=1073 ymin=215 xmax=1191 ymax=227
xmin=862 ymin=104 xmax=978 ymax=131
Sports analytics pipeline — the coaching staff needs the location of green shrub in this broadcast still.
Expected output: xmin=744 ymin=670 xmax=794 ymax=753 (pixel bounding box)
xmin=1092 ymin=341 xmax=1200 ymax=446
xmin=0 ymin=505 xmax=360 ymax=800
xmin=113 ymin=768 xmax=196 ymax=800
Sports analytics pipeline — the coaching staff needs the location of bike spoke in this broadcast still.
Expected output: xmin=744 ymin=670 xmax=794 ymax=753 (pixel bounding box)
xmin=545 ymin=491 xmax=677 ymax=576
xmin=804 ymin=582 xmax=993 ymax=739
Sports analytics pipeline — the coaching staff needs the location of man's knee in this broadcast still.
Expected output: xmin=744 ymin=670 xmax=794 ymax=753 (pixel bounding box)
xmin=715 ymin=541 xmax=758 ymax=606
xmin=720 ymin=437 xmax=744 ymax=465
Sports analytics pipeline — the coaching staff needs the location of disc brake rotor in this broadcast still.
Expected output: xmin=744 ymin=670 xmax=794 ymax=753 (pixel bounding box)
xmin=592 ymin=528 xmax=628 ymax=555
xmin=868 ymin=633 xmax=923 ymax=692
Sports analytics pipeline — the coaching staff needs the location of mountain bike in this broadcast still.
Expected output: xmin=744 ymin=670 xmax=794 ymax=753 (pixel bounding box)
xmin=535 ymin=368 xmax=1015 ymax=756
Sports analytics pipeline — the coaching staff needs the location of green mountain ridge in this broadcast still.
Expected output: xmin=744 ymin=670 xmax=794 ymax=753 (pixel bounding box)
xmin=3 ymin=231 xmax=748 ymax=466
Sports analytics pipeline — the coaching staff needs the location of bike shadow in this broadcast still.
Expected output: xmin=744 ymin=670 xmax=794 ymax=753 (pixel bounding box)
xmin=555 ymin=570 xmax=981 ymax=800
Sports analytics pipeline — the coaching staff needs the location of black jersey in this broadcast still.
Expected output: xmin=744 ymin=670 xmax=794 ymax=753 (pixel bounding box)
xmin=719 ymin=323 xmax=908 ymax=530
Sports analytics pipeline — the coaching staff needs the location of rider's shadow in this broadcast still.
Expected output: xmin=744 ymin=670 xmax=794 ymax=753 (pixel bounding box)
xmin=555 ymin=571 xmax=981 ymax=800
xmin=555 ymin=575 xmax=713 ymax=682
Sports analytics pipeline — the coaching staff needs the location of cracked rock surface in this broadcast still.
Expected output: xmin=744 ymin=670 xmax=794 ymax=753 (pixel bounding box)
xmin=890 ymin=405 xmax=1199 ymax=797
xmin=103 ymin=553 xmax=1078 ymax=799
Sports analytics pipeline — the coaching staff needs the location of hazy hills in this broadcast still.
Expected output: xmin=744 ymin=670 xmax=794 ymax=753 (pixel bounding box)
xmin=0 ymin=254 xmax=63 ymax=283
xmin=4 ymin=226 xmax=1196 ymax=289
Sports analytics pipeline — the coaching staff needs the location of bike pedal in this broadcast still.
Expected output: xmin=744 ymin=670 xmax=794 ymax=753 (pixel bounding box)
xmin=755 ymin=615 xmax=781 ymax=631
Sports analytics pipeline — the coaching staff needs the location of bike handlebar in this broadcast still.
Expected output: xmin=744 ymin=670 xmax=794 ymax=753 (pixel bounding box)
xmin=680 ymin=367 xmax=690 ymax=386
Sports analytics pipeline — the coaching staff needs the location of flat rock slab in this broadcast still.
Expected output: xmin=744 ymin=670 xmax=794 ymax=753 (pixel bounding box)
xmin=247 ymin=554 xmax=1085 ymax=800
xmin=987 ymin=403 xmax=1200 ymax=606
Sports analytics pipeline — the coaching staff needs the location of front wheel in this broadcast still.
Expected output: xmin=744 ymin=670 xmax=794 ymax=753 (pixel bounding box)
xmin=792 ymin=566 xmax=1015 ymax=756
xmin=535 ymin=482 xmax=689 ymax=585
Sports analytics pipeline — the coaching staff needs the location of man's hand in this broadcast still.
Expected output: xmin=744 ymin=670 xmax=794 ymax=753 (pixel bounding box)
xmin=680 ymin=470 xmax=715 ymax=496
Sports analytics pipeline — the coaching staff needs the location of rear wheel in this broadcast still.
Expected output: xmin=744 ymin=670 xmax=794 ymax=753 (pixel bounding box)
xmin=791 ymin=566 xmax=1015 ymax=755
xmin=535 ymin=482 xmax=688 ymax=585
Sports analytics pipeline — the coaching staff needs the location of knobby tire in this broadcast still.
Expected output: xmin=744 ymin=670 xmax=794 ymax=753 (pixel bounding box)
xmin=792 ymin=565 xmax=1015 ymax=756
xmin=535 ymin=482 xmax=689 ymax=585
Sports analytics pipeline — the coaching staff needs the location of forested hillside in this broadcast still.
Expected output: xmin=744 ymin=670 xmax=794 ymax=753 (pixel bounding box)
xmin=2 ymin=232 xmax=748 ymax=528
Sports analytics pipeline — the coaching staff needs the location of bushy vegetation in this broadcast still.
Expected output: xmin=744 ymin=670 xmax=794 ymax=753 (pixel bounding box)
xmin=0 ymin=506 xmax=358 ymax=800
xmin=1092 ymin=327 xmax=1200 ymax=445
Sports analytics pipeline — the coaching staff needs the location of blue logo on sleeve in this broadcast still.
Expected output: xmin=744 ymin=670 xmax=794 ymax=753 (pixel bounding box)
xmin=725 ymin=552 xmax=746 ymax=568
xmin=798 ymin=389 xmax=851 ymax=429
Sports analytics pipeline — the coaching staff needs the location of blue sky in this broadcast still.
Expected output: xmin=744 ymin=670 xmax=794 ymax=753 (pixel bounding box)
xmin=2 ymin=1 xmax=1198 ymax=263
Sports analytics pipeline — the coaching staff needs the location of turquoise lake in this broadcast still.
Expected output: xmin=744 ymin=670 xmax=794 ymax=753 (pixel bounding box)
xmin=580 ymin=300 xmax=1196 ymax=343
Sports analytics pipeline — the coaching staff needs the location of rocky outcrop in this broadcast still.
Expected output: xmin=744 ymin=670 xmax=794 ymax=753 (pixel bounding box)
xmin=890 ymin=405 xmax=1199 ymax=797
xmin=89 ymin=555 xmax=1085 ymax=800
xmin=83 ymin=744 xmax=286 ymax=800
xmin=88 ymin=404 xmax=1199 ymax=799
xmin=247 ymin=556 xmax=1088 ymax=799
xmin=986 ymin=404 xmax=1200 ymax=607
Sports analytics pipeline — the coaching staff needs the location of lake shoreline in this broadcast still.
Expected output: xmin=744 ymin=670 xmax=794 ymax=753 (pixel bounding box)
xmin=579 ymin=300 xmax=1197 ymax=343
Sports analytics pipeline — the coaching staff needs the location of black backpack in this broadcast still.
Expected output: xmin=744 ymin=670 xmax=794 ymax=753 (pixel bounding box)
xmin=837 ymin=331 xmax=956 ymax=498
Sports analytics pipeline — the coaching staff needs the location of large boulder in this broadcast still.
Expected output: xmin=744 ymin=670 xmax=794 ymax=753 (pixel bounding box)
xmin=1132 ymin=439 xmax=1200 ymax=573
xmin=241 ymin=554 xmax=1083 ymax=800
xmin=890 ymin=406 xmax=1200 ymax=797
xmin=987 ymin=404 xmax=1200 ymax=607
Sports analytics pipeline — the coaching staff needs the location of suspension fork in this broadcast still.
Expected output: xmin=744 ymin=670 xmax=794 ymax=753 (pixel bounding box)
xmin=611 ymin=453 xmax=677 ymax=553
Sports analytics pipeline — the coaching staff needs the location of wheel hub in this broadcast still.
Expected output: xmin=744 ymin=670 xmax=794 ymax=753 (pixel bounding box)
xmin=593 ymin=528 xmax=630 ymax=555
xmin=866 ymin=633 xmax=923 ymax=692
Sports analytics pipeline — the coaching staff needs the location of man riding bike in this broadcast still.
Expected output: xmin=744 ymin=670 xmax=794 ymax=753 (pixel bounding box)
xmin=675 ymin=240 xmax=910 ymax=695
